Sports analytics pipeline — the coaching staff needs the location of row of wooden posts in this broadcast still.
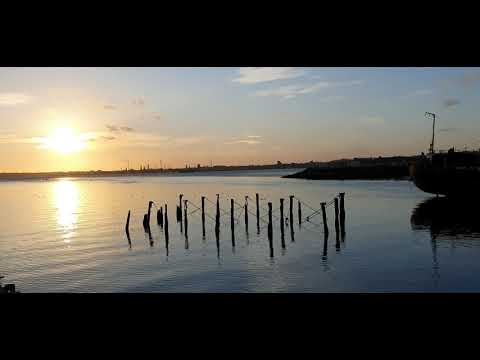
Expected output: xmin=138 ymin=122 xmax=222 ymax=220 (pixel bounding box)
xmin=125 ymin=192 xmax=346 ymax=256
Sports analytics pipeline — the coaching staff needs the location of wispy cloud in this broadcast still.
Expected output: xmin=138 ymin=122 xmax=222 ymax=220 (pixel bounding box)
xmin=225 ymin=135 xmax=262 ymax=145
xmin=254 ymin=80 xmax=363 ymax=99
xmin=132 ymin=98 xmax=145 ymax=106
xmin=443 ymin=98 xmax=460 ymax=108
xmin=104 ymin=104 xmax=117 ymax=110
xmin=106 ymin=125 xmax=135 ymax=133
xmin=233 ymin=67 xmax=306 ymax=84
xmin=0 ymin=93 xmax=32 ymax=106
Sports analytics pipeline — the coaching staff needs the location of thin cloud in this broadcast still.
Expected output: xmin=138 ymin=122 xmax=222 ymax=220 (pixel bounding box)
xmin=100 ymin=136 xmax=116 ymax=141
xmin=104 ymin=104 xmax=117 ymax=110
xmin=254 ymin=80 xmax=363 ymax=99
xmin=444 ymin=98 xmax=460 ymax=108
xmin=225 ymin=136 xmax=262 ymax=145
xmin=0 ymin=93 xmax=32 ymax=106
xmin=132 ymin=98 xmax=145 ymax=106
xmin=106 ymin=125 xmax=135 ymax=133
xmin=233 ymin=67 xmax=306 ymax=84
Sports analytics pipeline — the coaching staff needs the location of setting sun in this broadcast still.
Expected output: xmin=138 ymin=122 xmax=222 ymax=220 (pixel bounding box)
xmin=43 ymin=128 xmax=88 ymax=154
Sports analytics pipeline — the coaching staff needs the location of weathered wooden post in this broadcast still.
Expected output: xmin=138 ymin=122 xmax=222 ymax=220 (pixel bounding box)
xmin=298 ymin=201 xmax=302 ymax=226
xmin=289 ymin=195 xmax=294 ymax=229
xmin=201 ymin=196 xmax=206 ymax=238
xmin=230 ymin=199 xmax=235 ymax=232
xmin=157 ymin=207 xmax=163 ymax=227
xmin=148 ymin=201 xmax=153 ymax=224
xmin=289 ymin=195 xmax=295 ymax=241
xmin=268 ymin=202 xmax=274 ymax=257
xmin=164 ymin=204 xmax=169 ymax=242
xmin=148 ymin=228 xmax=153 ymax=246
xmin=143 ymin=214 xmax=149 ymax=232
xmin=256 ymin=193 xmax=260 ymax=234
xmin=184 ymin=200 xmax=188 ymax=239
xmin=215 ymin=194 xmax=220 ymax=236
xmin=230 ymin=199 xmax=236 ymax=247
xmin=178 ymin=194 xmax=183 ymax=222
xmin=280 ymin=198 xmax=285 ymax=249
xmin=321 ymin=202 xmax=329 ymax=236
xmin=334 ymin=197 xmax=340 ymax=235
xmin=125 ymin=210 xmax=131 ymax=246
xmin=339 ymin=192 xmax=346 ymax=235
xmin=244 ymin=196 xmax=249 ymax=233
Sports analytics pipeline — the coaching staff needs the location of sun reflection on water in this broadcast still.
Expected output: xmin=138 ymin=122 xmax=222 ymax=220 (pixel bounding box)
xmin=53 ymin=180 xmax=79 ymax=242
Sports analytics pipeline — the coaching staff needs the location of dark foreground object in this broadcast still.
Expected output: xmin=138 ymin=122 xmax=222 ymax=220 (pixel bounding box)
xmin=0 ymin=283 xmax=18 ymax=294
xmin=284 ymin=165 xmax=409 ymax=180
xmin=411 ymin=196 xmax=480 ymax=238
xmin=409 ymin=149 xmax=480 ymax=197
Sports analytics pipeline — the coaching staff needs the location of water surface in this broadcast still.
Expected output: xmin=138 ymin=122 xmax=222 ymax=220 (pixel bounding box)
xmin=1 ymin=169 xmax=479 ymax=292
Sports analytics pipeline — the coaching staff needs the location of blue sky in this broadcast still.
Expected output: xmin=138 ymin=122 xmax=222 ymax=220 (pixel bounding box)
xmin=0 ymin=67 xmax=479 ymax=172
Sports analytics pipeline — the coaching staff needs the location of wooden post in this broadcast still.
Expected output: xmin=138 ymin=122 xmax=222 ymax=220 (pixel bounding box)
xmin=268 ymin=202 xmax=273 ymax=257
xmin=298 ymin=201 xmax=302 ymax=226
xmin=215 ymin=194 xmax=220 ymax=236
xmin=231 ymin=198 xmax=236 ymax=248
xmin=164 ymin=204 xmax=169 ymax=243
xmin=244 ymin=196 xmax=249 ymax=233
xmin=125 ymin=210 xmax=131 ymax=234
xmin=125 ymin=210 xmax=131 ymax=246
xmin=143 ymin=214 xmax=149 ymax=232
xmin=334 ymin=197 xmax=340 ymax=235
xmin=256 ymin=193 xmax=260 ymax=234
xmin=289 ymin=195 xmax=295 ymax=241
xmin=157 ymin=207 xmax=163 ymax=227
xmin=339 ymin=192 xmax=346 ymax=235
xmin=289 ymin=195 xmax=294 ymax=230
xmin=178 ymin=194 xmax=183 ymax=222
xmin=339 ymin=193 xmax=345 ymax=218
xmin=230 ymin=199 xmax=235 ymax=232
xmin=184 ymin=200 xmax=188 ymax=239
xmin=147 ymin=201 xmax=153 ymax=226
xmin=201 ymin=196 xmax=206 ymax=238
xmin=321 ymin=202 xmax=329 ymax=236
xmin=280 ymin=198 xmax=285 ymax=249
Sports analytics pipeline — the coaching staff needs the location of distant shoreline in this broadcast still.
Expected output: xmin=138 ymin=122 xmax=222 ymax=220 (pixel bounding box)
xmin=0 ymin=166 xmax=304 ymax=181
xmin=0 ymin=155 xmax=421 ymax=182
xmin=283 ymin=165 xmax=411 ymax=181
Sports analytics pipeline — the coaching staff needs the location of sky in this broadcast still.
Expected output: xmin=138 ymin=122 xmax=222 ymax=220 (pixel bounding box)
xmin=0 ymin=67 xmax=479 ymax=172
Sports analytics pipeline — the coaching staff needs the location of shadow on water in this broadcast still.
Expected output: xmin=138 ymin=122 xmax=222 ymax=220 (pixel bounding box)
xmin=411 ymin=196 xmax=480 ymax=240
xmin=322 ymin=232 xmax=328 ymax=261
xmin=411 ymin=196 xmax=480 ymax=282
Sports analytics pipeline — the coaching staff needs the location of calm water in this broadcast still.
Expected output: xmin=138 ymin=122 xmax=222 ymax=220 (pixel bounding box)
xmin=1 ymin=169 xmax=479 ymax=293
